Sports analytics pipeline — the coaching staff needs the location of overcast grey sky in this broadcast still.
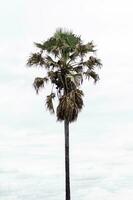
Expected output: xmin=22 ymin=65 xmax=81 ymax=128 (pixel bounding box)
xmin=1 ymin=1 xmax=133 ymax=199
xmin=0 ymin=0 xmax=132 ymax=137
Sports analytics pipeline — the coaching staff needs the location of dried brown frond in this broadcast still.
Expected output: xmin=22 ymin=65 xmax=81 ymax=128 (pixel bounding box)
xmin=27 ymin=53 xmax=45 ymax=66
xmin=48 ymin=71 xmax=64 ymax=91
xmin=56 ymin=89 xmax=83 ymax=122
xmin=33 ymin=77 xmax=48 ymax=93
xmin=89 ymin=56 xmax=102 ymax=67
xmin=46 ymin=93 xmax=55 ymax=113
xmin=72 ymin=89 xmax=84 ymax=110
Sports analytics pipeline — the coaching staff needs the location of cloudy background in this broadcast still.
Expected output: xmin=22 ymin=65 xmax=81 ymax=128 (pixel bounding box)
xmin=0 ymin=0 xmax=133 ymax=199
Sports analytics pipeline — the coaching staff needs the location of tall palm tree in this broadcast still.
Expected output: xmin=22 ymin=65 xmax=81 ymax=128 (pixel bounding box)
xmin=27 ymin=28 xmax=101 ymax=200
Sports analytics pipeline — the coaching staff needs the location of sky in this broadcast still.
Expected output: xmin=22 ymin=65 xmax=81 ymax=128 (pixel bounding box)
xmin=0 ymin=0 xmax=133 ymax=199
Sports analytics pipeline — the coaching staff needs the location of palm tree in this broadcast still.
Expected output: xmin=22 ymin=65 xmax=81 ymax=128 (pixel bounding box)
xmin=27 ymin=28 xmax=102 ymax=200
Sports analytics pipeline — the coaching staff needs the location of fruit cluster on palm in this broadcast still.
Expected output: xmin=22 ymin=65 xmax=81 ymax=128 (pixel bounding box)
xmin=27 ymin=28 xmax=101 ymax=200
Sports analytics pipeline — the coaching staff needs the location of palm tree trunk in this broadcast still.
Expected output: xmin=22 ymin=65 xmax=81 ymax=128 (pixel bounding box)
xmin=64 ymin=119 xmax=71 ymax=200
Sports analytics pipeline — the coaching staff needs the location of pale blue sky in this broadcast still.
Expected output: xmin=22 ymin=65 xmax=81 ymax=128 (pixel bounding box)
xmin=0 ymin=0 xmax=133 ymax=139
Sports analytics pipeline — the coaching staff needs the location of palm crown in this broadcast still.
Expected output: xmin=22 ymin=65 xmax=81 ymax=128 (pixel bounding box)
xmin=27 ymin=28 xmax=101 ymax=122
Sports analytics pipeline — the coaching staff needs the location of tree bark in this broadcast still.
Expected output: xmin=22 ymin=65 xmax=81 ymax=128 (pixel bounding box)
xmin=64 ymin=119 xmax=71 ymax=200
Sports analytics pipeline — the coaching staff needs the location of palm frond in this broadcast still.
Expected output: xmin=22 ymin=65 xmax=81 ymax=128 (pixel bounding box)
xmin=35 ymin=29 xmax=81 ymax=58
xmin=66 ymin=72 xmax=83 ymax=87
xmin=56 ymin=89 xmax=83 ymax=122
xmin=74 ymin=41 xmax=96 ymax=58
xmin=46 ymin=93 xmax=55 ymax=113
xmin=45 ymin=55 xmax=58 ymax=68
xmin=57 ymin=95 xmax=78 ymax=122
xmin=54 ymin=28 xmax=81 ymax=48
xmin=33 ymin=77 xmax=48 ymax=93
xmin=27 ymin=52 xmax=44 ymax=66
xmin=48 ymin=71 xmax=57 ymax=83
xmin=73 ymin=66 xmax=83 ymax=73
xmin=75 ymin=43 xmax=88 ymax=56
xmin=85 ymin=41 xmax=96 ymax=52
xmin=35 ymin=38 xmax=60 ymax=57
xmin=35 ymin=42 xmax=45 ymax=49
xmin=47 ymin=71 xmax=64 ymax=91
xmin=84 ymin=70 xmax=99 ymax=83
xmin=89 ymin=56 xmax=102 ymax=67
xmin=82 ymin=56 xmax=102 ymax=70
xmin=69 ymin=52 xmax=79 ymax=61
xmin=70 ymin=89 xmax=84 ymax=110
